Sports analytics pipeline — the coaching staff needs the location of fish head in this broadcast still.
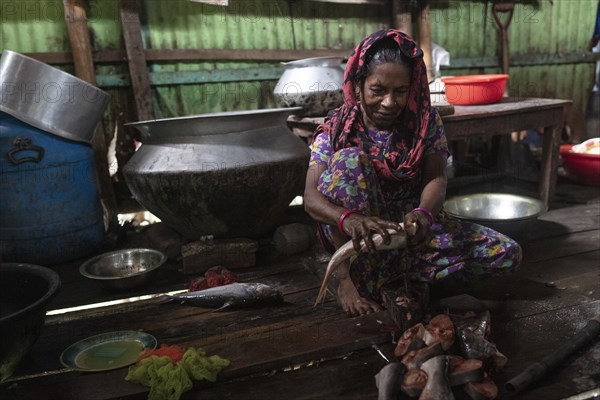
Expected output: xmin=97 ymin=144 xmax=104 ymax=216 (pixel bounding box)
xmin=252 ymin=283 xmax=284 ymax=303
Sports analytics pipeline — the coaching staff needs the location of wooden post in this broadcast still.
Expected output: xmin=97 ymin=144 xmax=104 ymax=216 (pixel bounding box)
xmin=392 ymin=1 xmax=433 ymax=82
xmin=62 ymin=0 xmax=117 ymax=227
xmin=120 ymin=0 xmax=155 ymax=121
xmin=392 ymin=0 xmax=412 ymax=36
xmin=418 ymin=2 xmax=433 ymax=82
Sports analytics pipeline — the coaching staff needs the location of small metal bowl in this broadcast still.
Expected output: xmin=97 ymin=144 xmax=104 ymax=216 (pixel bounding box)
xmin=80 ymin=248 xmax=167 ymax=290
xmin=443 ymin=193 xmax=547 ymax=237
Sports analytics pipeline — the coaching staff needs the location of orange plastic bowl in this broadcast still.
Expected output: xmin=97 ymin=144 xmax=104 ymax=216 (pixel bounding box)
xmin=442 ymin=74 xmax=509 ymax=105
xmin=560 ymin=144 xmax=600 ymax=186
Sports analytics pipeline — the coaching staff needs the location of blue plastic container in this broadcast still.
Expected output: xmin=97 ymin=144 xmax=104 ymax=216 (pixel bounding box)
xmin=0 ymin=112 xmax=105 ymax=265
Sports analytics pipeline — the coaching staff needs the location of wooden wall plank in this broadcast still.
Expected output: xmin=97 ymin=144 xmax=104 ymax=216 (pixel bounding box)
xmin=17 ymin=49 xmax=599 ymax=66
xmin=119 ymin=0 xmax=154 ymax=121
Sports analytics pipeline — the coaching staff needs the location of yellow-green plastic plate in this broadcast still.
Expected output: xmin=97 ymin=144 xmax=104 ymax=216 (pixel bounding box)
xmin=60 ymin=331 xmax=157 ymax=372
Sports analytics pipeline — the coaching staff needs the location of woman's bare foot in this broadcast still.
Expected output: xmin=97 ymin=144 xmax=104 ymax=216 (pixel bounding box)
xmin=337 ymin=276 xmax=382 ymax=316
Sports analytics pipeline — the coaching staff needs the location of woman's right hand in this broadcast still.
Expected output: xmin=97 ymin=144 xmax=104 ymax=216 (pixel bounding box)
xmin=340 ymin=214 xmax=404 ymax=253
xmin=403 ymin=210 xmax=432 ymax=252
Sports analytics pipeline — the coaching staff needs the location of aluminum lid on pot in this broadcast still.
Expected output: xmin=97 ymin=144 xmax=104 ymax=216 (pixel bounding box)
xmin=282 ymin=56 xmax=344 ymax=68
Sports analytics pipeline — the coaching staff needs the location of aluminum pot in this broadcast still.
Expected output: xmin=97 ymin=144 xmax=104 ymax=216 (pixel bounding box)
xmin=123 ymin=108 xmax=310 ymax=240
xmin=273 ymin=56 xmax=344 ymax=117
xmin=0 ymin=50 xmax=110 ymax=144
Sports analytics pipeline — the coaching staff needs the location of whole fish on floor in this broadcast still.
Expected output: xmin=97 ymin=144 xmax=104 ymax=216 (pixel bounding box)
xmin=167 ymin=282 xmax=284 ymax=310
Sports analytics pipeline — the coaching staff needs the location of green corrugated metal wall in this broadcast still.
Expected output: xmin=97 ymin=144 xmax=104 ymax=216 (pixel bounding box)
xmin=0 ymin=0 xmax=597 ymax=136
xmin=140 ymin=0 xmax=388 ymax=116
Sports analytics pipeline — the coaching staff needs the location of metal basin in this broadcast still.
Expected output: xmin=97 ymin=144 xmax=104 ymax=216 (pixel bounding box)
xmin=123 ymin=108 xmax=310 ymax=240
xmin=0 ymin=263 xmax=61 ymax=382
xmin=0 ymin=50 xmax=110 ymax=144
xmin=79 ymin=248 xmax=167 ymax=291
xmin=443 ymin=193 xmax=547 ymax=236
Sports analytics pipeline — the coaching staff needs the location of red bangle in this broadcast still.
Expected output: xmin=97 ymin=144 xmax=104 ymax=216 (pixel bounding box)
xmin=412 ymin=207 xmax=434 ymax=225
xmin=338 ymin=210 xmax=359 ymax=235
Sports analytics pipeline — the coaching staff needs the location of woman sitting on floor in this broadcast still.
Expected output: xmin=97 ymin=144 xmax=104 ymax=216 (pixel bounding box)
xmin=303 ymin=29 xmax=522 ymax=316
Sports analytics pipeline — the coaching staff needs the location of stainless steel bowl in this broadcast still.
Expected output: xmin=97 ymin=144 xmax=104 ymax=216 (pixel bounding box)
xmin=443 ymin=193 xmax=547 ymax=237
xmin=79 ymin=249 xmax=167 ymax=290
xmin=0 ymin=50 xmax=110 ymax=144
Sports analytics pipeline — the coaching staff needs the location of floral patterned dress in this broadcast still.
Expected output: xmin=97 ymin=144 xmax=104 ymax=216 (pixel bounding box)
xmin=310 ymin=107 xmax=522 ymax=305
xmin=308 ymin=29 xmax=522 ymax=305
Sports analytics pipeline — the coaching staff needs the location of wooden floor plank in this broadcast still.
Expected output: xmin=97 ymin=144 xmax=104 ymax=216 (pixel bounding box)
xmin=21 ymin=268 xmax=323 ymax=375
xmin=493 ymin=301 xmax=600 ymax=400
xmin=523 ymin=231 xmax=600 ymax=263
xmin=519 ymin=203 xmax=600 ymax=240
xmin=0 ymin=310 xmax=398 ymax=400
xmin=186 ymin=348 xmax=385 ymax=400
xmin=521 ymin=250 xmax=600 ymax=283
xmin=47 ymin=242 xmax=314 ymax=310
xmin=3 ymin=178 xmax=599 ymax=400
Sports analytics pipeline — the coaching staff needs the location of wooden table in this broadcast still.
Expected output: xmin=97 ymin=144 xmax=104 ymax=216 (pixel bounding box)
xmin=442 ymin=98 xmax=571 ymax=206
xmin=288 ymin=98 xmax=571 ymax=207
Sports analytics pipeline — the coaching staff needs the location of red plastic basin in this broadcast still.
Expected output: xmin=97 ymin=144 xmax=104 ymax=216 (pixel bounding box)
xmin=442 ymin=74 xmax=509 ymax=105
xmin=560 ymin=144 xmax=600 ymax=186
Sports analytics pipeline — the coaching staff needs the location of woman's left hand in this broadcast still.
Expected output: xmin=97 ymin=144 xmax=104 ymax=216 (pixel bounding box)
xmin=404 ymin=211 xmax=433 ymax=252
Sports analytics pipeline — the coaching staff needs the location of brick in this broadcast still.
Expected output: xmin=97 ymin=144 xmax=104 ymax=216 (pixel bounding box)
xmin=181 ymin=238 xmax=258 ymax=274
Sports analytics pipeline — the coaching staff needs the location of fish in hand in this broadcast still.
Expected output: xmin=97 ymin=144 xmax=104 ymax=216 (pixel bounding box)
xmin=314 ymin=225 xmax=415 ymax=306
xmin=168 ymin=282 xmax=284 ymax=311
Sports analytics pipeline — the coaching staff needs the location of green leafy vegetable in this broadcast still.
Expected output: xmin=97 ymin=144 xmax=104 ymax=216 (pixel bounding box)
xmin=181 ymin=348 xmax=230 ymax=383
xmin=125 ymin=347 xmax=229 ymax=400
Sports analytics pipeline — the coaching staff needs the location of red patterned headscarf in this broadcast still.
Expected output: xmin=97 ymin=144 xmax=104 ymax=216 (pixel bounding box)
xmin=316 ymin=29 xmax=431 ymax=181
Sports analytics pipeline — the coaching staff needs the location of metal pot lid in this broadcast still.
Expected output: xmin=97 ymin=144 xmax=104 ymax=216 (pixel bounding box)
xmin=282 ymin=56 xmax=344 ymax=68
xmin=0 ymin=50 xmax=110 ymax=144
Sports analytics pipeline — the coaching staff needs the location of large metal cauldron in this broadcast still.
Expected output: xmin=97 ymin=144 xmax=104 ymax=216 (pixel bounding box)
xmin=274 ymin=57 xmax=344 ymax=117
xmin=123 ymin=108 xmax=310 ymax=240
xmin=0 ymin=263 xmax=61 ymax=382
